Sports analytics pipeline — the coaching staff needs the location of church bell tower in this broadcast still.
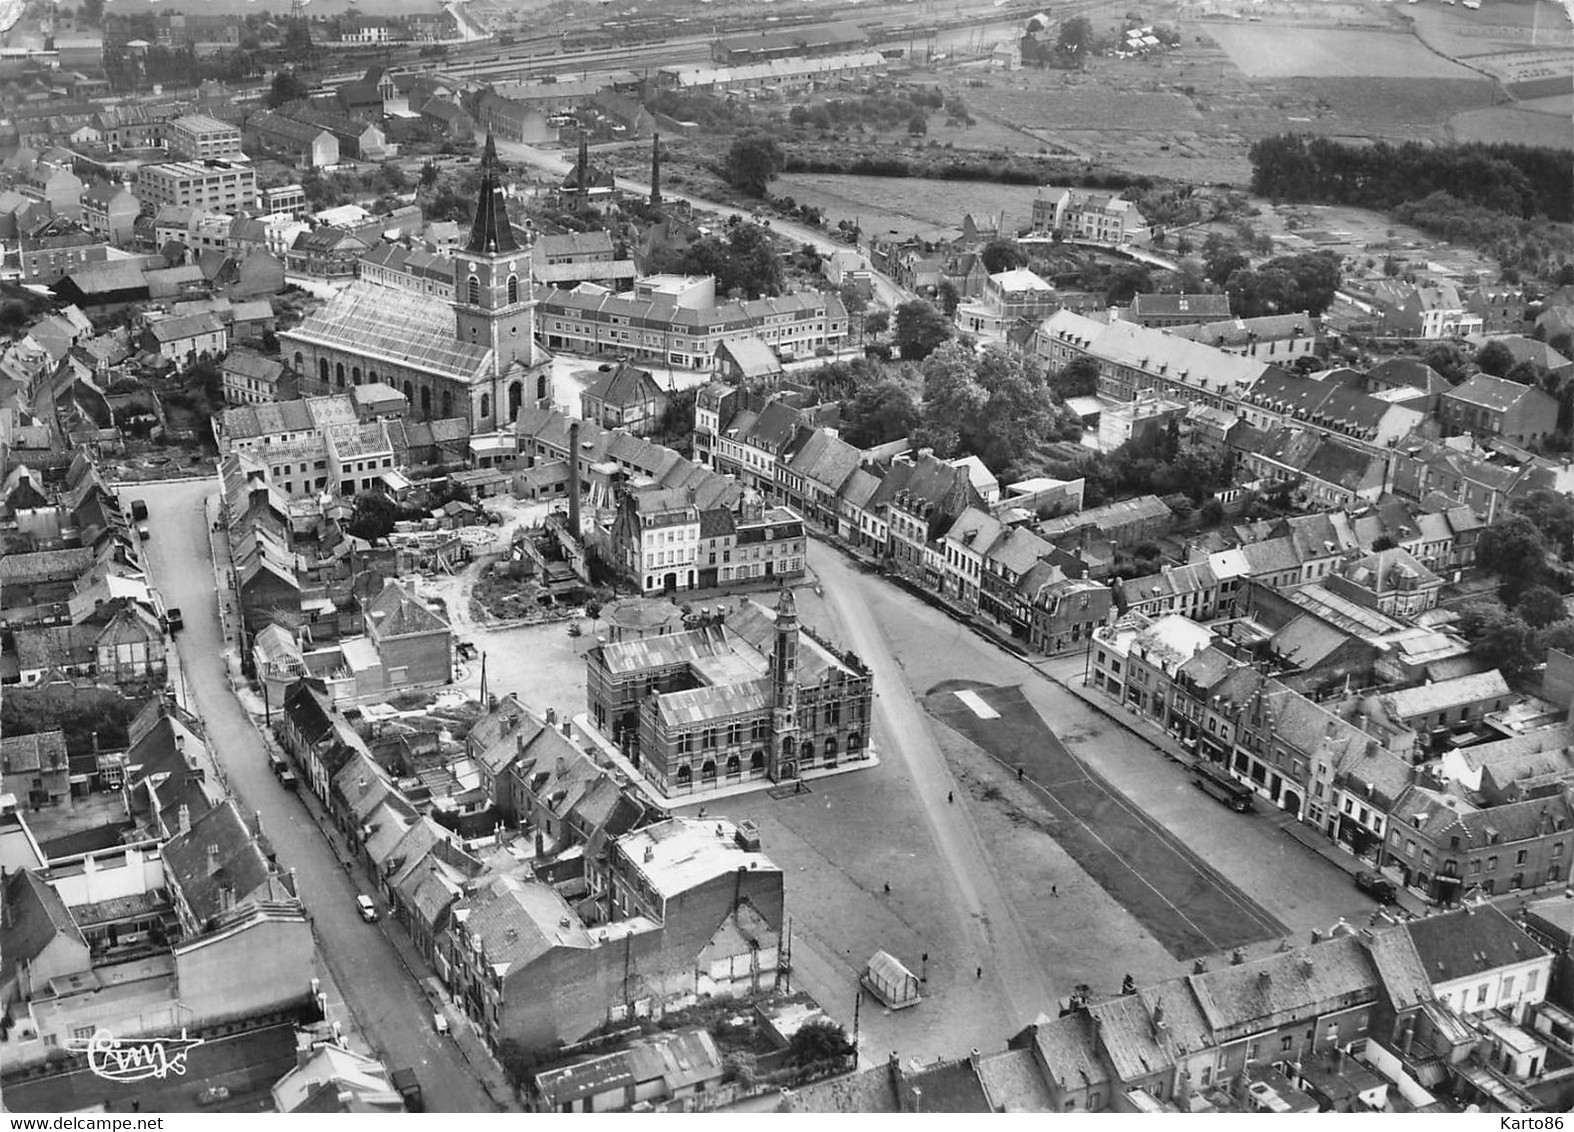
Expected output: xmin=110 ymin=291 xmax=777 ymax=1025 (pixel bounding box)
xmin=454 ymin=135 xmax=537 ymax=387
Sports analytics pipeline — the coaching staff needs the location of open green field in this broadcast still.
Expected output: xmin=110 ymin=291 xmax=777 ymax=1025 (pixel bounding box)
xmin=1206 ymin=22 xmax=1483 ymax=77
xmin=775 ymin=172 xmax=1039 ymax=240
xmin=1450 ymin=104 xmax=1574 ymax=149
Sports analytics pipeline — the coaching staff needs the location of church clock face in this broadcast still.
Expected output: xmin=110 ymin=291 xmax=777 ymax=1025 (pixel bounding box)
xmin=467 ymin=261 xmax=477 ymax=273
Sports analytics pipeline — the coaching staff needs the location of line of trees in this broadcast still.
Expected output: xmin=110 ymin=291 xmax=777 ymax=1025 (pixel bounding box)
xmin=1250 ymin=135 xmax=1572 ymax=222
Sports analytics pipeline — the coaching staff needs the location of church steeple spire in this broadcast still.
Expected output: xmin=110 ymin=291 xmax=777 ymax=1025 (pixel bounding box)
xmin=466 ymin=132 xmax=518 ymax=256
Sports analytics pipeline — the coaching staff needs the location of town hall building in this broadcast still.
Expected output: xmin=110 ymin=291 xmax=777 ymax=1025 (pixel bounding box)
xmin=585 ymin=589 xmax=873 ymax=797
xmin=281 ymin=135 xmax=553 ymax=430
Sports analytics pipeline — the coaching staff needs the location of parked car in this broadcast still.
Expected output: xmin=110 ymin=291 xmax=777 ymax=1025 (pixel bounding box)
xmin=1355 ymin=870 xmax=1397 ymax=904
xmin=137 ymin=523 xmax=150 ymax=541
xmin=165 ymin=607 xmax=183 ymax=633
xmin=432 ymin=1012 xmax=449 ymax=1035
xmin=130 ymin=498 xmax=149 ymax=521
xmin=278 ymin=768 xmax=298 ymax=791
xmin=356 ymin=894 xmax=378 ymax=922
xmin=268 ymin=753 xmax=288 ymax=776
xmin=195 ymin=1085 xmax=230 ymax=1106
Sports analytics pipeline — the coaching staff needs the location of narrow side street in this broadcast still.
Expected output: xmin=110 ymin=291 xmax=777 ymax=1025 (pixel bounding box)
xmin=128 ymin=478 xmax=506 ymax=1114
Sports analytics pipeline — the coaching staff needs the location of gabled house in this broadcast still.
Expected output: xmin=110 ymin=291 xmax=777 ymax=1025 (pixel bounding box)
xmin=0 ymin=870 xmax=91 ymax=1008
xmin=1441 ymin=374 xmax=1559 ymax=447
xmin=579 ymin=361 xmax=668 ymax=436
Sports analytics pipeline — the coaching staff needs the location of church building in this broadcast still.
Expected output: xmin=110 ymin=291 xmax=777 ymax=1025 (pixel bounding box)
xmin=280 ymin=135 xmax=553 ymax=429
xmin=584 ymin=589 xmax=873 ymax=798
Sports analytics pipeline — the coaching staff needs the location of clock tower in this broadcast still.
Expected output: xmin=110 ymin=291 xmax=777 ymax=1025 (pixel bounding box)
xmin=454 ymin=134 xmax=545 ymax=421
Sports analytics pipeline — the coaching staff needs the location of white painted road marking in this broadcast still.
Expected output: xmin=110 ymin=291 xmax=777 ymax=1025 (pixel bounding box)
xmin=955 ymin=689 xmax=999 ymax=719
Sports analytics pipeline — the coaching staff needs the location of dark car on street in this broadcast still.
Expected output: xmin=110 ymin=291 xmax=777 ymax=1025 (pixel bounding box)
xmin=1355 ymin=870 xmax=1397 ymax=904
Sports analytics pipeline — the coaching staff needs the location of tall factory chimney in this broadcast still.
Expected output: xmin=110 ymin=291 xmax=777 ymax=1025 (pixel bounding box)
xmin=568 ymin=419 xmax=582 ymax=536
xmin=650 ymin=133 xmax=661 ymax=207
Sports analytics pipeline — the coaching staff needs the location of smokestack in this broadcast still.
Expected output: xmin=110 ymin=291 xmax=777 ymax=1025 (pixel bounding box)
xmin=568 ymin=419 xmax=581 ymax=536
xmin=650 ymin=133 xmax=661 ymax=207
xmin=177 ymin=804 xmax=190 ymax=836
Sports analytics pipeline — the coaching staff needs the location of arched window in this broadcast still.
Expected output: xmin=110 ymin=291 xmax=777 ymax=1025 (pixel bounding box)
xmin=726 ymin=754 xmax=741 ymax=776
xmin=318 ymin=358 xmax=329 ymax=384
xmin=441 ymin=390 xmax=453 ymax=417
xmin=676 ymin=764 xmax=692 ymax=785
xmin=781 ymin=737 xmax=794 ymax=761
xmin=368 ymin=371 xmax=377 ymax=384
xmin=537 ymin=373 xmax=548 ymax=401
xmin=847 ymin=732 xmax=862 ymax=753
xmin=509 ymin=381 xmax=522 ymax=420
xmin=506 ymin=273 xmax=519 ymax=304
xmin=800 ymin=739 xmax=815 ymax=763
xmin=335 ymin=362 xmax=345 ymax=388
xmin=420 ymin=387 xmax=431 ymax=417
xmin=750 ymin=750 xmax=765 ymax=771
xmin=403 ymin=380 xmax=413 ymax=402
xmin=480 ymin=393 xmax=490 ymax=419
xmin=700 ymin=760 xmax=716 ymax=783
xmin=294 ymin=352 xmax=303 ymax=372
xmin=351 ymin=366 xmax=361 ymax=385
xmin=824 ymin=736 xmax=838 ymax=760
xmin=467 ymin=275 xmax=480 ymax=306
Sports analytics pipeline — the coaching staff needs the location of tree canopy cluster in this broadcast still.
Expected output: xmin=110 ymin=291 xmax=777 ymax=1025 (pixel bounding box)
xmin=1462 ymin=491 xmax=1574 ymax=680
xmin=1250 ymin=135 xmax=1572 ymax=222
xmin=647 ymin=219 xmax=783 ymax=300
xmin=910 ymin=342 xmax=1083 ymax=481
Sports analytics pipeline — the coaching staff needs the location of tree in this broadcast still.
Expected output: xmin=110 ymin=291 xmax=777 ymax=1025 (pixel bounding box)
xmin=0 ymin=300 xmax=29 ymax=333
xmin=1048 ymin=356 xmax=1100 ymax=399
xmin=893 ymin=299 xmax=953 ymax=361
xmin=1105 ymin=263 xmax=1153 ymax=307
xmin=1475 ymin=339 xmax=1516 ymax=378
xmin=420 ymin=161 xmax=440 ymax=188
xmin=864 ymin=310 xmax=890 ymax=336
xmin=1540 ymin=620 xmax=1574 ymax=657
xmin=347 ymin=492 xmax=398 ymax=543
xmin=1459 ymin=605 xmax=1539 ymax=682
xmin=838 ymin=282 xmax=869 ymax=319
xmin=1422 ymin=341 xmax=1471 ymax=385
xmin=724 ymin=132 xmax=784 ymax=197
xmin=907 ymin=114 xmax=927 ymax=136
xmin=1512 ymin=490 xmax=1574 ymax=560
xmin=80 ymin=0 xmax=104 ymax=23
xmin=789 ymin=1020 xmax=854 ymax=1067
xmin=936 ymin=279 xmax=960 ymax=316
xmin=980 ymin=239 xmax=1026 ymax=275
xmin=1058 ymin=15 xmax=1095 ymax=58
xmin=1516 ymin=585 xmax=1566 ymax=630
xmin=1370 ymin=534 xmax=1397 ymax=552
xmin=842 ymin=379 xmax=921 ymax=448
xmin=1203 ymin=234 xmax=1248 ymax=286
xmin=268 ymin=69 xmax=310 ymax=108
xmin=1477 ymin=514 xmax=1554 ymax=602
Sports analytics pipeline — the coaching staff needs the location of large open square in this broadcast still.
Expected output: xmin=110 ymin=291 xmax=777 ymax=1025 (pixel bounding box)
xmin=923 ymin=682 xmax=1286 ymax=960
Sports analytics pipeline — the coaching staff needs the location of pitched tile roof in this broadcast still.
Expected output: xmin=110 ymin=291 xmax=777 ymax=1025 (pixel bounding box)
xmin=162 ymin=799 xmax=278 ymax=926
xmin=1 ymin=869 xmax=86 ymax=969
xmin=1404 ymin=903 xmax=1546 ymax=984
xmin=0 ymin=731 xmax=68 ymax=775
xmin=365 ymin=580 xmax=448 ymax=637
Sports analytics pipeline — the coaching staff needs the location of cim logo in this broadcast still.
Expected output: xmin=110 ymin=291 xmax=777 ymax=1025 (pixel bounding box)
xmin=64 ymin=1029 xmax=206 ymax=1083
